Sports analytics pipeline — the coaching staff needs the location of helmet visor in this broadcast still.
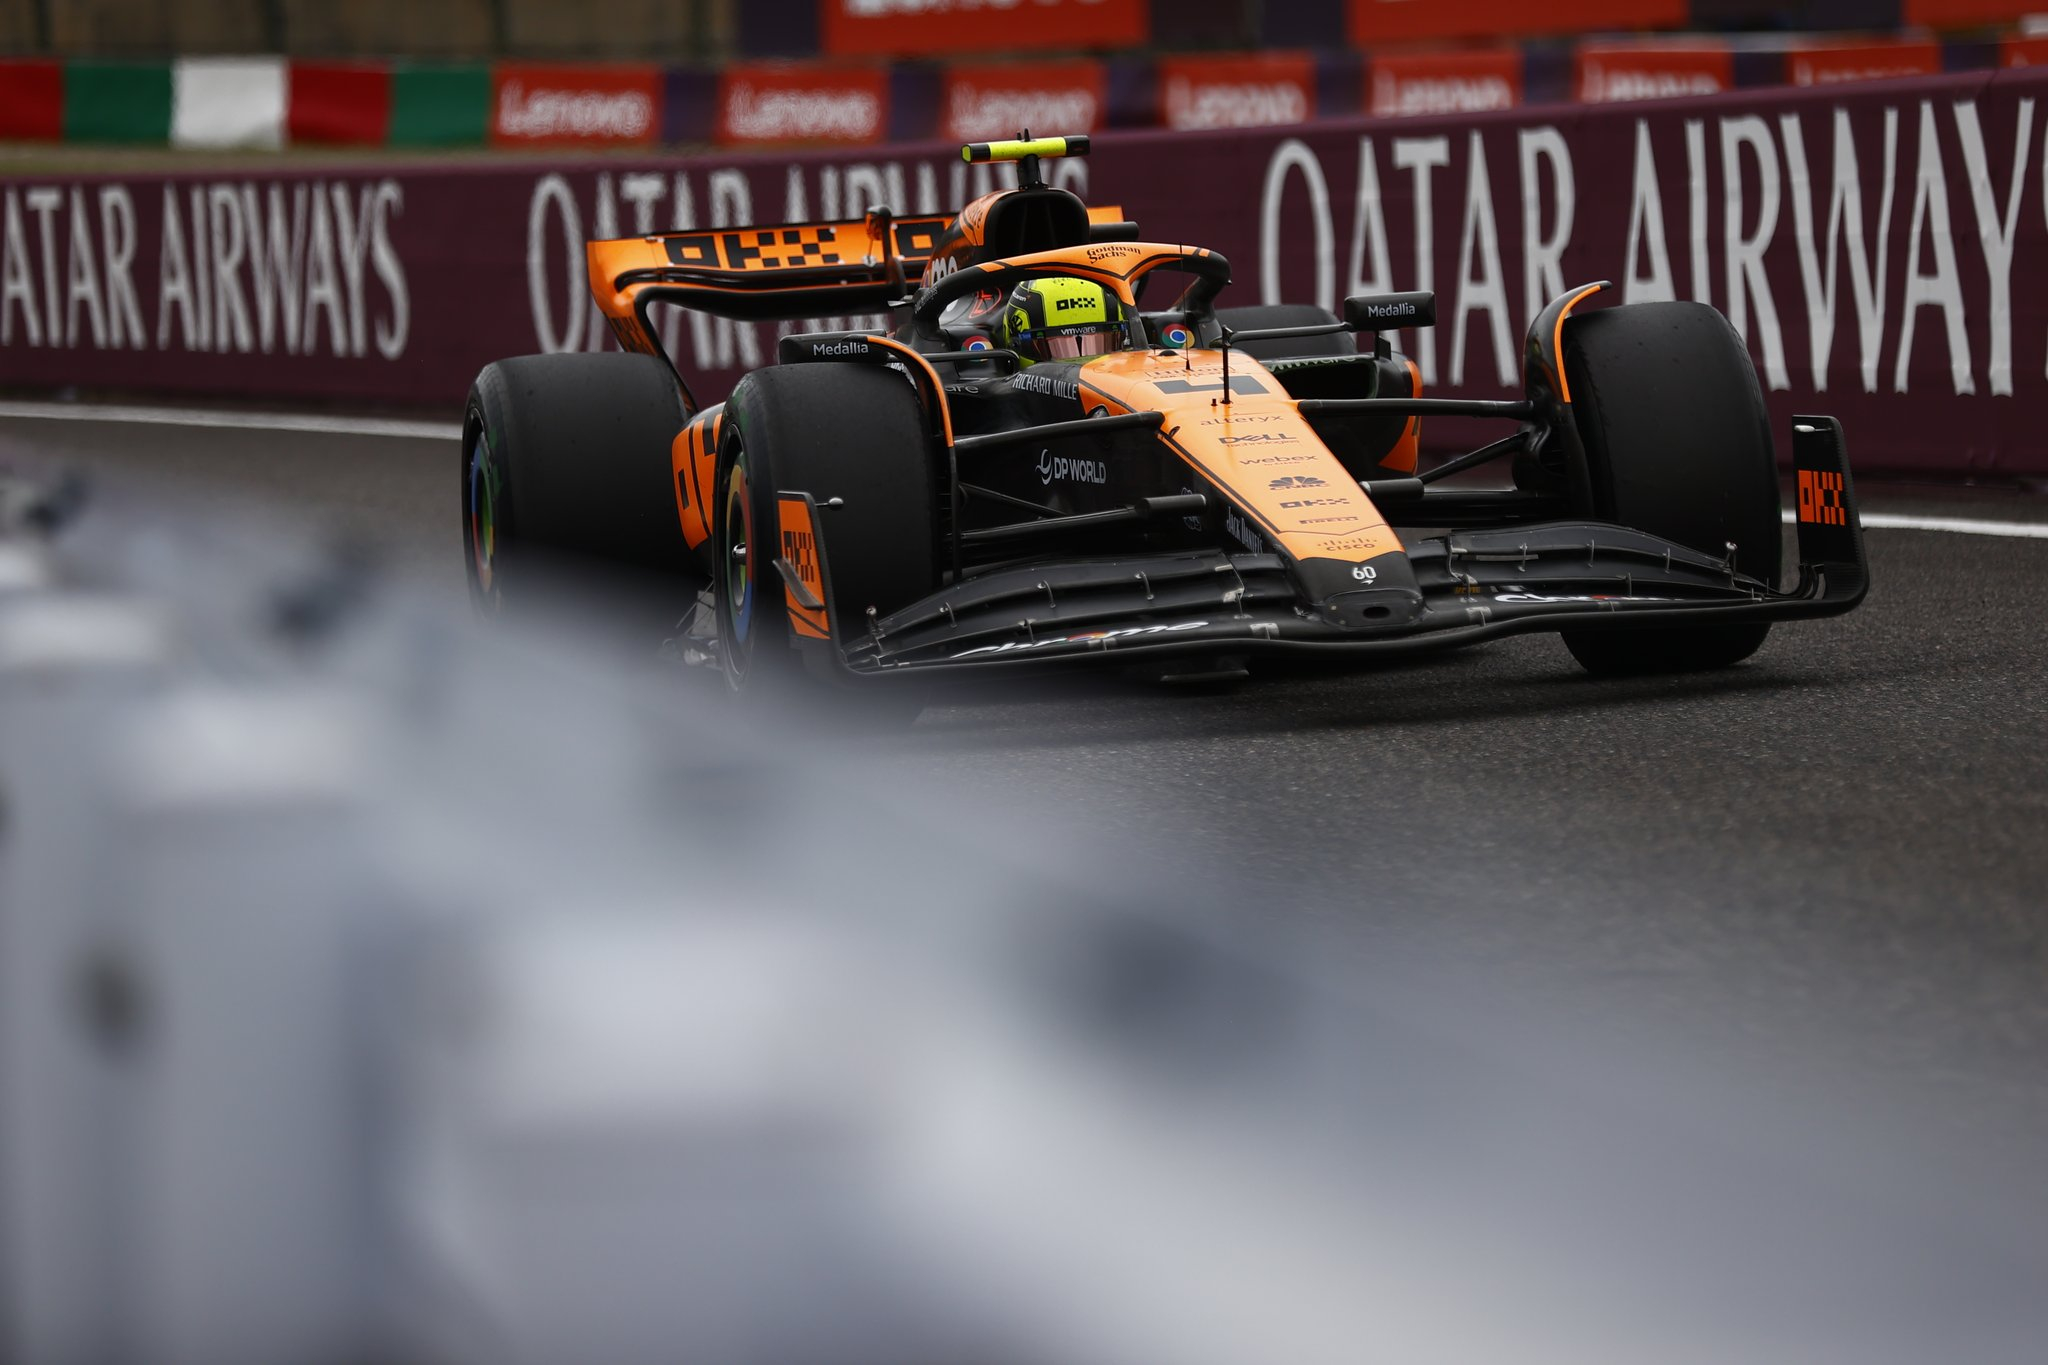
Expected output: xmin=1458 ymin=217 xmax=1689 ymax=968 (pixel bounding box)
xmin=1037 ymin=327 xmax=1126 ymax=360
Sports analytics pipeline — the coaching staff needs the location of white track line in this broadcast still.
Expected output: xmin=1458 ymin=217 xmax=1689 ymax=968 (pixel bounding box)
xmin=1781 ymin=510 xmax=2048 ymax=539
xmin=0 ymin=400 xmax=461 ymax=441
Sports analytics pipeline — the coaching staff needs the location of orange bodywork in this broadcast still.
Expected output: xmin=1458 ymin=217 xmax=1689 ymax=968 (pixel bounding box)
xmin=939 ymin=242 xmax=1404 ymax=569
xmin=775 ymin=495 xmax=831 ymax=640
xmin=1384 ymin=357 xmax=1423 ymax=475
xmin=585 ymin=204 xmax=1127 ymax=354
xmin=1550 ymin=282 xmax=1609 ymax=403
xmin=1075 ymin=350 xmax=1402 ymax=567
xmin=601 ymin=234 xmax=1407 ymax=573
xmin=671 ymin=407 xmax=722 ymax=551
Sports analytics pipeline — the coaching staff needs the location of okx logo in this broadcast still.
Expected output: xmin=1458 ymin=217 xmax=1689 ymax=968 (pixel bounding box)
xmin=1797 ymin=469 xmax=1846 ymax=525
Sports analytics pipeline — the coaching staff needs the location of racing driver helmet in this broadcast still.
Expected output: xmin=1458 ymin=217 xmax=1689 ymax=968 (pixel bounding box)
xmin=998 ymin=276 xmax=1135 ymax=364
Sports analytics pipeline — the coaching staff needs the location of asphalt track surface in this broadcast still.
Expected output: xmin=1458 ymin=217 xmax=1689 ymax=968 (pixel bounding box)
xmin=7 ymin=407 xmax=2048 ymax=1180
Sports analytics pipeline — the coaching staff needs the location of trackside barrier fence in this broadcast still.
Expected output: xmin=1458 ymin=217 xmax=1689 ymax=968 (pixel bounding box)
xmin=3 ymin=66 xmax=2046 ymax=478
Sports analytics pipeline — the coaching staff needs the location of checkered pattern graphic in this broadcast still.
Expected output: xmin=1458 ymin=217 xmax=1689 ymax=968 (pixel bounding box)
xmin=731 ymin=226 xmax=841 ymax=271
xmin=1797 ymin=469 xmax=1846 ymax=526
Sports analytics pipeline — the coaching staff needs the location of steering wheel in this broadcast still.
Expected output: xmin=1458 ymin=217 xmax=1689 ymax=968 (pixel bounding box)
xmin=910 ymin=243 xmax=1233 ymax=333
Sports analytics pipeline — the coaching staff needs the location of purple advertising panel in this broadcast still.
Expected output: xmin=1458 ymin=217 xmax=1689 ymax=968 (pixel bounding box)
xmin=3 ymin=67 xmax=2046 ymax=478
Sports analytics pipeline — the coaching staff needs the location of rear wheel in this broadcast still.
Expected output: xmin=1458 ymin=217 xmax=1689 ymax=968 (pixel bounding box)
xmin=1559 ymin=302 xmax=1782 ymax=675
xmin=462 ymin=352 xmax=697 ymax=620
xmin=714 ymin=365 xmax=938 ymax=709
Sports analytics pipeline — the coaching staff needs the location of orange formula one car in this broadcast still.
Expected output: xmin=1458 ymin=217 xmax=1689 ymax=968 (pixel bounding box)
xmin=461 ymin=136 xmax=1866 ymax=697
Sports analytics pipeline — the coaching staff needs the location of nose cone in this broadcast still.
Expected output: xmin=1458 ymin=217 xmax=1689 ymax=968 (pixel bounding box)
xmin=1317 ymin=585 xmax=1426 ymax=630
xmin=1295 ymin=551 xmax=1424 ymax=630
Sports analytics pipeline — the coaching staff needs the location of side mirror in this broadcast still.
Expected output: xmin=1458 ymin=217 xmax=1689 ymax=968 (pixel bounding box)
xmin=1344 ymin=291 xmax=1436 ymax=331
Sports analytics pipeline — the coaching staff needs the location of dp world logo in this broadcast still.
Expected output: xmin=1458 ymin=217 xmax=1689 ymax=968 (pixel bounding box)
xmin=1036 ymin=449 xmax=1108 ymax=486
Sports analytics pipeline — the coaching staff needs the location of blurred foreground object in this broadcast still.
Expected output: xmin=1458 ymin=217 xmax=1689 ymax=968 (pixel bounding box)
xmin=1 ymin=465 xmax=2046 ymax=1364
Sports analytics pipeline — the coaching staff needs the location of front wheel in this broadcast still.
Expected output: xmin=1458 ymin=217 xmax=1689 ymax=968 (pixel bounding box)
xmin=1558 ymin=302 xmax=1783 ymax=675
xmin=713 ymin=364 xmax=938 ymax=711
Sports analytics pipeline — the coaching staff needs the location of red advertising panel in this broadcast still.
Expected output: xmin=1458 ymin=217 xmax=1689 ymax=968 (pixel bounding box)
xmin=2006 ymin=36 xmax=2048 ymax=67
xmin=1370 ymin=50 xmax=1522 ymax=118
xmin=1905 ymin=0 xmax=2041 ymax=23
xmin=717 ymin=65 xmax=888 ymax=145
xmin=941 ymin=60 xmax=1105 ymax=142
xmin=1787 ymin=40 xmax=1942 ymax=87
xmin=288 ymin=64 xmax=392 ymax=145
xmin=491 ymin=63 xmax=661 ymax=147
xmin=1577 ymin=44 xmax=1733 ymax=102
xmin=0 ymin=60 xmax=63 ymax=141
xmin=1350 ymin=0 xmax=1684 ymax=44
xmin=1158 ymin=53 xmax=1315 ymax=131
xmin=822 ymin=0 xmax=1146 ymax=58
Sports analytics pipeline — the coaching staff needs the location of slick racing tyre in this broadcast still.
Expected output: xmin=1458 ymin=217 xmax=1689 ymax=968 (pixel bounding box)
xmin=462 ymin=352 xmax=697 ymax=619
xmin=1559 ymin=301 xmax=1783 ymax=675
xmin=1215 ymin=304 xmax=1356 ymax=360
xmin=713 ymin=364 xmax=937 ymax=711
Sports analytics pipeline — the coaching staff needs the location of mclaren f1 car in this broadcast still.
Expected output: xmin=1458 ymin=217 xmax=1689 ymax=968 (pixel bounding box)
xmin=461 ymin=135 xmax=1866 ymax=698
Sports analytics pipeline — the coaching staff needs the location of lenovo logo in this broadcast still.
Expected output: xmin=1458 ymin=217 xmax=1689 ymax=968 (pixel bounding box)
xmin=725 ymin=82 xmax=881 ymax=142
xmin=497 ymin=79 xmax=654 ymax=141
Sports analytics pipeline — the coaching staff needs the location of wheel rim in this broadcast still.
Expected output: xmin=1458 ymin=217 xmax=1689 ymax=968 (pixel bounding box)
xmin=722 ymin=447 xmax=755 ymax=678
xmin=465 ymin=424 xmax=500 ymax=598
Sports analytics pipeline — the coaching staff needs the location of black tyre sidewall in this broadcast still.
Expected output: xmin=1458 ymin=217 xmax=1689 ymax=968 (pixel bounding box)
xmin=461 ymin=352 xmax=694 ymax=618
xmin=714 ymin=364 xmax=938 ymax=700
xmin=460 ymin=380 xmax=508 ymax=613
xmin=1560 ymin=302 xmax=1782 ymax=674
xmin=1564 ymin=301 xmax=1781 ymax=581
xmin=712 ymin=413 xmax=792 ymax=695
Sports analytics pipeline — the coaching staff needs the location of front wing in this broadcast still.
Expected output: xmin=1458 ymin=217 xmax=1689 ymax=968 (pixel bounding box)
xmin=777 ymin=417 xmax=1868 ymax=678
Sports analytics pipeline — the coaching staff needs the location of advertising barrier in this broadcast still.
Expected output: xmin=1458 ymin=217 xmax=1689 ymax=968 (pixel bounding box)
xmin=940 ymin=60 xmax=1106 ymax=141
xmin=490 ymin=62 xmax=662 ymax=147
xmin=1348 ymin=0 xmax=1687 ymax=44
xmin=4 ymin=68 xmax=2046 ymax=478
xmin=717 ymin=64 xmax=889 ymax=145
xmin=1577 ymin=43 xmax=1734 ymax=103
xmin=1369 ymin=51 xmax=1524 ymax=119
xmin=1157 ymin=54 xmax=1317 ymax=131
xmin=1786 ymin=40 xmax=1943 ymax=88
xmin=819 ymin=0 xmax=1147 ymax=57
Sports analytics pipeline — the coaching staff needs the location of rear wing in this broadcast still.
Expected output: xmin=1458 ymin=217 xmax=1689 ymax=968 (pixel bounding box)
xmin=586 ymin=202 xmax=1129 ymax=344
xmin=588 ymin=208 xmax=949 ymax=331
